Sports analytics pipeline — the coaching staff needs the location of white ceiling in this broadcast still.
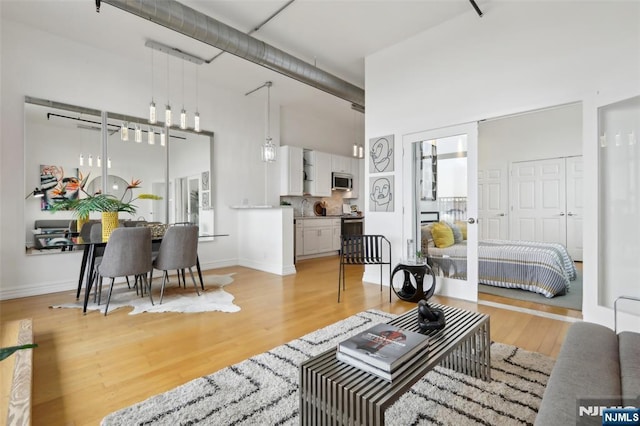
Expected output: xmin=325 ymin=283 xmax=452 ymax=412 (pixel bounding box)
xmin=3 ymin=0 xmax=483 ymax=126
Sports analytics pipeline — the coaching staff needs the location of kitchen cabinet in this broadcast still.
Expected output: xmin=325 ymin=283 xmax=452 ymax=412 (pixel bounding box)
xmin=296 ymin=218 xmax=340 ymax=257
xmin=303 ymin=150 xmax=332 ymax=197
xmin=343 ymin=158 xmax=362 ymax=199
xmin=332 ymin=218 xmax=341 ymax=250
xmin=331 ymin=154 xmax=352 ymax=174
xmin=295 ymin=220 xmax=304 ymax=257
xmin=279 ymin=145 xmax=304 ymax=196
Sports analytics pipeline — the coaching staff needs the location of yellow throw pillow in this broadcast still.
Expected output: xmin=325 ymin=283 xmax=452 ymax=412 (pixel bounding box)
xmin=455 ymin=221 xmax=468 ymax=240
xmin=431 ymin=222 xmax=454 ymax=248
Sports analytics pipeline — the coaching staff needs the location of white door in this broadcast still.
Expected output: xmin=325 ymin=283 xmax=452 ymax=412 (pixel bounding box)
xmin=510 ymin=158 xmax=566 ymax=244
xmin=478 ymin=165 xmax=508 ymax=239
xmin=566 ymin=156 xmax=583 ymax=260
xmin=403 ymin=122 xmax=478 ymax=302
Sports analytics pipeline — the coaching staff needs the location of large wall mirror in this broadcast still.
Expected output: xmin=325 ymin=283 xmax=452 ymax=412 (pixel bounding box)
xmin=24 ymin=97 xmax=214 ymax=254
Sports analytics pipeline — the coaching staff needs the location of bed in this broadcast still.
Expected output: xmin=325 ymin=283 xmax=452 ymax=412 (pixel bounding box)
xmin=421 ymin=221 xmax=577 ymax=298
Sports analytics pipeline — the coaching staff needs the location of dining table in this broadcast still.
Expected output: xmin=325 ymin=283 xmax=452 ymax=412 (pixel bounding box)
xmin=72 ymin=232 xmax=229 ymax=314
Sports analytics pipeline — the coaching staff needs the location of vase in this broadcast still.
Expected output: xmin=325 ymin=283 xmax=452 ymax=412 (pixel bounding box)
xmin=76 ymin=215 xmax=89 ymax=233
xmin=101 ymin=211 xmax=119 ymax=241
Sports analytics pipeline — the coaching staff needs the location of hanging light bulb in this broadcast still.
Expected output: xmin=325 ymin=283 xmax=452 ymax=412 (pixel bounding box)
xmin=79 ymin=153 xmax=84 ymax=166
xmin=165 ymin=54 xmax=172 ymax=127
xmin=165 ymin=105 xmax=172 ymax=127
xmin=180 ymin=108 xmax=187 ymax=129
xmin=261 ymin=82 xmax=276 ymax=162
xmin=107 ymin=157 xmax=112 ymax=169
xmin=97 ymin=156 xmax=102 ymax=168
xmin=148 ymin=127 xmax=155 ymax=145
xmin=88 ymin=155 xmax=93 ymax=167
xmin=160 ymin=129 xmax=166 ymax=147
xmin=149 ymin=49 xmax=157 ymax=124
xmin=179 ymin=60 xmax=187 ymax=129
xmin=149 ymin=101 xmax=157 ymax=124
xmin=352 ymin=143 xmax=358 ymax=157
xmin=358 ymin=144 xmax=364 ymax=159
xmin=121 ymin=122 xmax=129 ymax=141
xmin=194 ymin=111 xmax=201 ymax=133
xmin=194 ymin=63 xmax=201 ymax=132
xmin=134 ymin=124 xmax=142 ymax=143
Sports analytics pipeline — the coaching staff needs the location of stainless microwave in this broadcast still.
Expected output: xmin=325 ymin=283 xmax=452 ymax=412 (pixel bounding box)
xmin=332 ymin=172 xmax=353 ymax=191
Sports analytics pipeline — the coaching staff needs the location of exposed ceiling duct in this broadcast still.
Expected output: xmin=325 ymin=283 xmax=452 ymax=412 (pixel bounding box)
xmin=97 ymin=0 xmax=365 ymax=111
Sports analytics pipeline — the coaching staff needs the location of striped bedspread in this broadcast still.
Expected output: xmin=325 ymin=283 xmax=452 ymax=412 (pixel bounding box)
xmin=427 ymin=240 xmax=576 ymax=298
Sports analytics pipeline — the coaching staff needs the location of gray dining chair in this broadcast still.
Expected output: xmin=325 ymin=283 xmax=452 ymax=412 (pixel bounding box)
xmin=150 ymin=224 xmax=200 ymax=304
xmin=96 ymin=227 xmax=153 ymax=315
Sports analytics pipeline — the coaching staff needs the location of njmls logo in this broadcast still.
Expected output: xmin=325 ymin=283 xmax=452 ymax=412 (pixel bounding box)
xmin=601 ymin=408 xmax=640 ymax=425
xmin=577 ymin=398 xmax=640 ymax=426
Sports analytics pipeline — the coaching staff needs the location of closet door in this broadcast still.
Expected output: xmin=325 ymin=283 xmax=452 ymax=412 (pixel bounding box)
xmin=510 ymin=158 xmax=566 ymax=244
xmin=478 ymin=165 xmax=508 ymax=239
xmin=566 ymin=156 xmax=583 ymax=261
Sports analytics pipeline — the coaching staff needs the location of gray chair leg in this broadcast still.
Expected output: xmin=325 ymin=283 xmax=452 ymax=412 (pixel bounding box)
xmin=188 ymin=267 xmax=200 ymax=296
xmin=160 ymin=271 xmax=169 ymax=304
xmin=104 ymin=277 xmax=116 ymax=316
xmin=142 ymin=274 xmax=154 ymax=306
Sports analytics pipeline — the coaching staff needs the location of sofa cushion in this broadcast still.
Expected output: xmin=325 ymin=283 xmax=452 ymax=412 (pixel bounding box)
xmin=619 ymin=331 xmax=640 ymax=405
xmin=535 ymin=322 xmax=621 ymax=426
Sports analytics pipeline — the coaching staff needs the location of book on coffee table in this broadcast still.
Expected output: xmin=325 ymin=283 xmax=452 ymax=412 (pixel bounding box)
xmin=337 ymin=323 xmax=429 ymax=373
xmin=336 ymin=343 xmax=431 ymax=382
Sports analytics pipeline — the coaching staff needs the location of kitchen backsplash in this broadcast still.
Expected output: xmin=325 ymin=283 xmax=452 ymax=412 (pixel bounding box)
xmin=281 ymin=191 xmax=356 ymax=217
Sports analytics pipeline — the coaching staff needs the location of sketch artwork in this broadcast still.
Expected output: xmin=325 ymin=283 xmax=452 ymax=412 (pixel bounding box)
xmin=369 ymin=175 xmax=394 ymax=212
xmin=201 ymin=171 xmax=210 ymax=191
xmin=369 ymin=135 xmax=394 ymax=173
xmin=202 ymin=191 xmax=210 ymax=209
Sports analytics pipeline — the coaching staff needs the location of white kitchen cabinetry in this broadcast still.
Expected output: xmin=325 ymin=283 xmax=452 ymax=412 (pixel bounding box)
xmin=296 ymin=218 xmax=341 ymax=258
xmin=295 ymin=220 xmax=304 ymax=257
xmin=301 ymin=218 xmax=334 ymax=255
xmin=331 ymin=154 xmax=351 ymax=174
xmin=332 ymin=218 xmax=341 ymax=250
xmin=279 ymin=145 xmax=303 ymax=196
xmin=344 ymin=158 xmax=361 ymax=199
xmin=303 ymin=150 xmax=332 ymax=197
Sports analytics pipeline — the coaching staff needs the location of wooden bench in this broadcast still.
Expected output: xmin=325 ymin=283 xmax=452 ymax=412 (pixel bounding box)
xmin=1 ymin=319 xmax=33 ymax=425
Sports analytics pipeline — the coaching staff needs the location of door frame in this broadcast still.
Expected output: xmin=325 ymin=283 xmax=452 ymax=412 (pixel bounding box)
xmin=402 ymin=122 xmax=479 ymax=302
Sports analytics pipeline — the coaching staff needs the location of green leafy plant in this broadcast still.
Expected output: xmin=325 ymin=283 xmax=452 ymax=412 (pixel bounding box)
xmin=0 ymin=343 xmax=38 ymax=361
xmin=51 ymin=177 xmax=161 ymax=217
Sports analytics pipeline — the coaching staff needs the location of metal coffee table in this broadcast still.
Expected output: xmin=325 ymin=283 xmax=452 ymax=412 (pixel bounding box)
xmin=299 ymin=304 xmax=490 ymax=425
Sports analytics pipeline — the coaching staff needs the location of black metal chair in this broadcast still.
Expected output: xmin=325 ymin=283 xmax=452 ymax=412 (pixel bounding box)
xmin=338 ymin=234 xmax=391 ymax=302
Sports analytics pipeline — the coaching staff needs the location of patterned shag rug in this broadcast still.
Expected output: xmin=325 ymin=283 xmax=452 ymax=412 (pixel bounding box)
xmin=102 ymin=310 xmax=554 ymax=425
xmin=51 ymin=274 xmax=240 ymax=315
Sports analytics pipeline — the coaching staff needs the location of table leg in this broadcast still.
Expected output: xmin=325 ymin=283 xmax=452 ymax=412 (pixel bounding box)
xmin=196 ymin=255 xmax=204 ymax=290
xmin=76 ymin=245 xmax=89 ymax=299
xmin=83 ymin=244 xmax=97 ymax=314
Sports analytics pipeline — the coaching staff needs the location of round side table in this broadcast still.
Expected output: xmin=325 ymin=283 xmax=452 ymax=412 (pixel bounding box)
xmin=390 ymin=259 xmax=436 ymax=302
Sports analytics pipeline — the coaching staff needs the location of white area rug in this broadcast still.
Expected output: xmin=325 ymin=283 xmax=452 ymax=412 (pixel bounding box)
xmin=102 ymin=310 xmax=554 ymax=425
xmin=51 ymin=274 xmax=240 ymax=315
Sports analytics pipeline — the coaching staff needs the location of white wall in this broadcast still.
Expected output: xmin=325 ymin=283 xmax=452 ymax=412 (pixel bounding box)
xmin=0 ymin=15 xmax=351 ymax=299
xmin=364 ymin=1 xmax=640 ymax=329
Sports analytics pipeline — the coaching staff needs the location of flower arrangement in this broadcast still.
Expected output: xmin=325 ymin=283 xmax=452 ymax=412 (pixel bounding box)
xmin=50 ymin=174 xmax=162 ymax=218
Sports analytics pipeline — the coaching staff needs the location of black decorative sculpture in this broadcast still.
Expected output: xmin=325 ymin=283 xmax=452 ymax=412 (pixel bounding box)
xmin=417 ymin=299 xmax=446 ymax=332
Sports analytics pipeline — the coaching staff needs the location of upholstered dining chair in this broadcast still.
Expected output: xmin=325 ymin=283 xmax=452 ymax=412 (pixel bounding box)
xmin=96 ymin=227 xmax=153 ymax=315
xmin=150 ymin=224 xmax=200 ymax=304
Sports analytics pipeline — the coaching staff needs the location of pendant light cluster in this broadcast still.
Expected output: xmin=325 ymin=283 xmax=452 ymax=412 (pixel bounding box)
xmin=352 ymin=110 xmax=364 ymax=158
xmin=146 ymin=40 xmax=204 ymax=134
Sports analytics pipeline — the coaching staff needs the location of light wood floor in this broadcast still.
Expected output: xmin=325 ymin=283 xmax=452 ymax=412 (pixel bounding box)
xmin=0 ymin=256 xmax=580 ymax=425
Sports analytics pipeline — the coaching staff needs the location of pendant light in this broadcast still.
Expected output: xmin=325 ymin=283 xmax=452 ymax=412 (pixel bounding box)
xmin=194 ymin=64 xmax=201 ymax=132
xmin=165 ymin=54 xmax=172 ymax=127
xmin=148 ymin=126 xmax=155 ymax=145
xmin=180 ymin=61 xmax=187 ymax=129
xmin=88 ymin=155 xmax=93 ymax=167
xmin=79 ymin=154 xmax=84 ymax=166
xmin=261 ymin=81 xmax=276 ymax=162
xmin=160 ymin=129 xmax=166 ymax=147
xmin=121 ymin=122 xmax=129 ymax=141
xmin=149 ymin=48 xmax=157 ymax=124
xmin=134 ymin=123 xmax=142 ymax=143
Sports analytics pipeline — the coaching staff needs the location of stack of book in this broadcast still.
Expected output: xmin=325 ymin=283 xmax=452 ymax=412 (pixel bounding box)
xmin=336 ymin=323 xmax=429 ymax=382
